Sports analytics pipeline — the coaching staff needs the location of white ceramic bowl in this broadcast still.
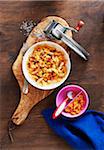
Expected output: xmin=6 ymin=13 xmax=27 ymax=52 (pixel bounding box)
xmin=22 ymin=41 xmax=71 ymax=90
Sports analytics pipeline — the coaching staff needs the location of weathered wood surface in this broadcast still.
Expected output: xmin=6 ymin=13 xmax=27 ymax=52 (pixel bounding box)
xmin=0 ymin=1 xmax=104 ymax=150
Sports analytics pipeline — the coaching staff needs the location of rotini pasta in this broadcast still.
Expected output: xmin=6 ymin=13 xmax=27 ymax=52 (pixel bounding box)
xmin=65 ymin=94 xmax=85 ymax=115
xmin=27 ymin=44 xmax=67 ymax=86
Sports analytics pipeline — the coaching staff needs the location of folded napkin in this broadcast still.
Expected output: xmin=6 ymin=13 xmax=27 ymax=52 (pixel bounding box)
xmin=42 ymin=108 xmax=104 ymax=150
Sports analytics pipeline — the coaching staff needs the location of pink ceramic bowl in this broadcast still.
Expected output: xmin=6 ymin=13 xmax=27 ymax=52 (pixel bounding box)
xmin=56 ymin=85 xmax=89 ymax=118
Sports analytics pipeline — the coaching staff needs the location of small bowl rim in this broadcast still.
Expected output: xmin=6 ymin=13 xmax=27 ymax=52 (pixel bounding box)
xmin=22 ymin=41 xmax=71 ymax=90
xmin=56 ymin=84 xmax=89 ymax=118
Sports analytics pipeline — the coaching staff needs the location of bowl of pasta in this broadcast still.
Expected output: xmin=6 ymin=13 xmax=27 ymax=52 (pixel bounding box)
xmin=22 ymin=41 xmax=71 ymax=90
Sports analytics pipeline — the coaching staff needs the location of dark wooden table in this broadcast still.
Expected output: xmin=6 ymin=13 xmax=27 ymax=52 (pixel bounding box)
xmin=0 ymin=1 xmax=104 ymax=150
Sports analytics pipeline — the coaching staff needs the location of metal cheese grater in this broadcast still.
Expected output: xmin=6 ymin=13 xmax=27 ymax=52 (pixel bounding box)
xmin=44 ymin=20 xmax=90 ymax=60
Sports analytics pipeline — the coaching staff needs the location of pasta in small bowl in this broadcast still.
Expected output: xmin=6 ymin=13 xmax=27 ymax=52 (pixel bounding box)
xmin=22 ymin=41 xmax=71 ymax=90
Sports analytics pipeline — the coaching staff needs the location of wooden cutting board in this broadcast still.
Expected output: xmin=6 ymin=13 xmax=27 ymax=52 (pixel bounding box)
xmin=12 ymin=16 xmax=72 ymax=125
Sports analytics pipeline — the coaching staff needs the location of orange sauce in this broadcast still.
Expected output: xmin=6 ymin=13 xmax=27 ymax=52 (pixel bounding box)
xmin=27 ymin=44 xmax=67 ymax=86
xmin=65 ymin=94 xmax=85 ymax=115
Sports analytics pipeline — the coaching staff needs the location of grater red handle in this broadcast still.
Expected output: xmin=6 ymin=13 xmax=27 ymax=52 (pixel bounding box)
xmin=76 ymin=20 xmax=85 ymax=31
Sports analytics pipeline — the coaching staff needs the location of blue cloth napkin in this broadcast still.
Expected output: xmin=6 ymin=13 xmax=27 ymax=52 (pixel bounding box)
xmin=42 ymin=108 xmax=104 ymax=150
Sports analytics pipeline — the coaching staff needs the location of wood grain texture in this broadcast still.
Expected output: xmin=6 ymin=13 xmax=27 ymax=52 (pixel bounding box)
xmin=0 ymin=1 xmax=104 ymax=150
xmin=12 ymin=16 xmax=72 ymax=125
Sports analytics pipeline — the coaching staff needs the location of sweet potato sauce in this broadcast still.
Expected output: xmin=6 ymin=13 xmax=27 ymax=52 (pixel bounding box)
xmin=27 ymin=44 xmax=67 ymax=86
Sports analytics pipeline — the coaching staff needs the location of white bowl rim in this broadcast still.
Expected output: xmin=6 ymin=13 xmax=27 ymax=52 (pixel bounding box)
xmin=22 ymin=41 xmax=71 ymax=90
